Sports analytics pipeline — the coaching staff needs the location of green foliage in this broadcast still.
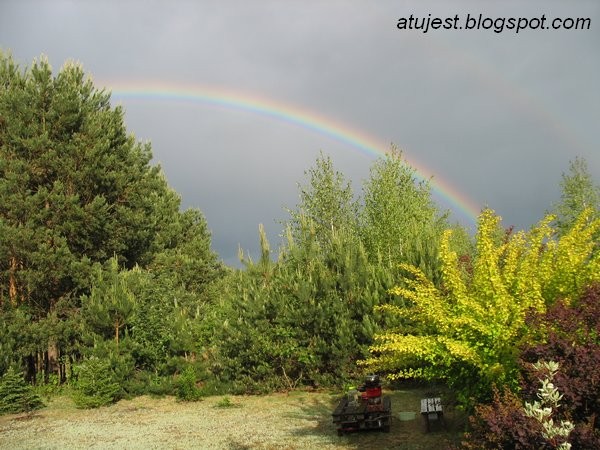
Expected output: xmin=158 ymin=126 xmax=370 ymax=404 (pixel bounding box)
xmin=360 ymin=146 xmax=449 ymax=282
xmin=0 ymin=54 xmax=169 ymax=313
xmin=81 ymin=257 xmax=137 ymax=347
xmin=203 ymin=151 xmax=454 ymax=392
xmin=34 ymin=373 xmax=66 ymax=399
xmin=148 ymin=208 xmax=225 ymax=302
xmin=459 ymin=361 xmax=593 ymax=449
xmin=0 ymin=52 xmax=223 ymax=386
xmin=209 ymin=220 xmax=397 ymax=392
xmin=0 ymin=306 xmax=37 ymax=375
xmin=523 ymin=362 xmax=574 ymax=449
xmin=77 ymin=259 xmax=211 ymax=396
xmin=175 ymin=365 xmax=203 ymax=402
xmin=215 ymin=396 xmax=239 ymax=408
xmin=121 ymin=370 xmax=174 ymax=397
xmin=518 ymin=283 xmax=600 ymax=446
xmin=551 ymin=157 xmax=599 ymax=236
xmin=72 ymin=356 xmax=121 ymax=408
xmin=362 ymin=208 xmax=600 ymax=408
xmin=285 ymin=151 xmax=359 ymax=247
xmin=0 ymin=367 xmax=44 ymax=414
xmin=445 ymin=222 xmax=476 ymax=262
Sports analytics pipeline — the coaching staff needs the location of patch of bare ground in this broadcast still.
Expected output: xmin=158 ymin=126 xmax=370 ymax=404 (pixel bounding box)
xmin=0 ymin=387 xmax=465 ymax=449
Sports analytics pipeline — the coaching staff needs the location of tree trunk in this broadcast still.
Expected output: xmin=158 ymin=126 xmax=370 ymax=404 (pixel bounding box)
xmin=46 ymin=342 xmax=59 ymax=382
xmin=9 ymin=256 xmax=18 ymax=306
xmin=43 ymin=350 xmax=50 ymax=384
xmin=57 ymin=346 xmax=66 ymax=384
xmin=68 ymin=354 xmax=75 ymax=382
xmin=25 ymin=354 xmax=36 ymax=384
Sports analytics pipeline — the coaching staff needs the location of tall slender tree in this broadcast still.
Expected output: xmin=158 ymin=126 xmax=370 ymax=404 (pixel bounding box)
xmin=360 ymin=146 xmax=449 ymax=282
xmin=551 ymin=157 xmax=599 ymax=236
xmin=285 ymin=151 xmax=359 ymax=248
xmin=81 ymin=257 xmax=137 ymax=348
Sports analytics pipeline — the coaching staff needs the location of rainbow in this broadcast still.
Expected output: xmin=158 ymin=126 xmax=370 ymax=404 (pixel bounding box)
xmin=102 ymin=80 xmax=482 ymax=223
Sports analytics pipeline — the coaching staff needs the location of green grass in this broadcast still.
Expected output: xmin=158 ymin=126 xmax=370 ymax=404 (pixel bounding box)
xmin=0 ymin=384 xmax=467 ymax=449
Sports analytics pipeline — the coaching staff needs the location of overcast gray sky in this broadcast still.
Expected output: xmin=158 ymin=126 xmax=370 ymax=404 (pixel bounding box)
xmin=1 ymin=0 xmax=598 ymax=266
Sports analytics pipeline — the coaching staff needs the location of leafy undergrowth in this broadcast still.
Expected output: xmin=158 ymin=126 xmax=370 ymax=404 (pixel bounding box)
xmin=0 ymin=386 xmax=465 ymax=449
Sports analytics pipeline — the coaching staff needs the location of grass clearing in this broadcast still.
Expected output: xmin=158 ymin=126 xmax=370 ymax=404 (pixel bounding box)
xmin=0 ymin=386 xmax=466 ymax=449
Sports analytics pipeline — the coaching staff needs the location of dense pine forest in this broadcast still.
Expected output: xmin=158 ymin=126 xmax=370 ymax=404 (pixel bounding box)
xmin=1 ymin=54 xmax=599 ymax=447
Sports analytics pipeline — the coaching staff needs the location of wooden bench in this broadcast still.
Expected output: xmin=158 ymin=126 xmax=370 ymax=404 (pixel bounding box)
xmin=420 ymin=397 xmax=443 ymax=431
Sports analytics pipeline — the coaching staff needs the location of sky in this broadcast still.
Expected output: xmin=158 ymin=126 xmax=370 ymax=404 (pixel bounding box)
xmin=1 ymin=0 xmax=598 ymax=267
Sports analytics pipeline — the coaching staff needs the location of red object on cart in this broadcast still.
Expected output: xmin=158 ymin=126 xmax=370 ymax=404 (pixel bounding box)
xmin=332 ymin=375 xmax=391 ymax=435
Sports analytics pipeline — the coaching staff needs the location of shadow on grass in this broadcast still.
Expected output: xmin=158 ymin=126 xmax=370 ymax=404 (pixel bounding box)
xmin=225 ymin=440 xmax=254 ymax=450
xmin=284 ymin=387 xmax=467 ymax=450
xmin=285 ymin=392 xmax=342 ymax=440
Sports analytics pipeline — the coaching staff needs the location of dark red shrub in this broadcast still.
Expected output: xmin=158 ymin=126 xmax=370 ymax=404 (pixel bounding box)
xmin=458 ymin=284 xmax=600 ymax=449
xmin=458 ymin=388 xmax=543 ymax=449
xmin=521 ymin=284 xmax=600 ymax=427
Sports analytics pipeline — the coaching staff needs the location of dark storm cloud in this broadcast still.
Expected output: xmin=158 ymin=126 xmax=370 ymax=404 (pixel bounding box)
xmin=1 ymin=0 xmax=598 ymax=266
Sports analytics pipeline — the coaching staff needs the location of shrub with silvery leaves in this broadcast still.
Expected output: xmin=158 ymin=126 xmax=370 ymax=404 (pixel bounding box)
xmin=523 ymin=361 xmax=574 ymax=450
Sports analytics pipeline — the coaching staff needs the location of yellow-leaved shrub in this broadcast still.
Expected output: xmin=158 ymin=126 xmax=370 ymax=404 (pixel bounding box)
xmin=360 ymin=208 xmax=600 ymax=407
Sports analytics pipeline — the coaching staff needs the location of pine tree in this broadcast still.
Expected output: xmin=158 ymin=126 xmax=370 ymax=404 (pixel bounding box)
xmin=0 ymin=52 xmax=223 ymax=382
xmin=0 ymin=367 xmax=44 ymax=414
xmin=81 ymin=257 xmax=137 ymax=348
xmin=0 ymin=52 xmax=222 ymax=311
xmin=72 ymin=356 xmax=120 ymax=408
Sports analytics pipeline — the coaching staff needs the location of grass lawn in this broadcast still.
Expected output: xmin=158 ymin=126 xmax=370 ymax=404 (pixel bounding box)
xmin=0 ymin=384 xmax=466 ymax=449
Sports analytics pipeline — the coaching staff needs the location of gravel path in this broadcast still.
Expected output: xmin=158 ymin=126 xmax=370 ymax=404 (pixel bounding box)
xmin=0 ymin=391 xmax=461 ymax=449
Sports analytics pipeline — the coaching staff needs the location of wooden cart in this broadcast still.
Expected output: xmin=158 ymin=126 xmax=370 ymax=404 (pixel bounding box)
xmin=332 ymin=394 xmax=392 ymax=436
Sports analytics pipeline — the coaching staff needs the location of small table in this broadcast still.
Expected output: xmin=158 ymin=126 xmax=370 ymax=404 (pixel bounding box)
xmin=420 ymin=397 xmax=443 ymax=431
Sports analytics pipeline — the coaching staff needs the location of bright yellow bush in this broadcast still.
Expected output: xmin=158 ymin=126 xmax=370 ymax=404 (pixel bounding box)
xmin=360 ymin=208 xmax=600 ymax=405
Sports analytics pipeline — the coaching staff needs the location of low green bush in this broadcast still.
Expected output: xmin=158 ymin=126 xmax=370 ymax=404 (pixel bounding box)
xmin=174 ymin=365 xmax=203 ymax=402
xmin=72 ymin=357 xmax=121 ymax=408
xmin=120 ymin=370 xmax=173 ymax=397
xmin=0 ymin=367 xmax=44 ymax=415
xmin=215 ymin=396 xmax=238 ymax=408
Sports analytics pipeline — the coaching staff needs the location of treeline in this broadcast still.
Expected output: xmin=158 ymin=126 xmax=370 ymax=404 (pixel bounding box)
xmin=0 ymin=53 xmax=225 ymax=402
xmin=1 ymin=54 xmax=600 ymax=447
xmin=0 ymin=53 xmax=468 ymax=401
xmin=206 ymin=148 xmax=476 ymax=392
